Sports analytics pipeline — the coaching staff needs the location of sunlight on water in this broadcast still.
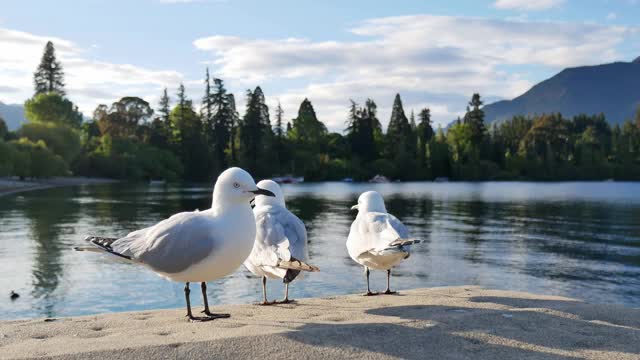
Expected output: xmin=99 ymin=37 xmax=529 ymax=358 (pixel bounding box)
xmin=1 ymin=182 xmax=639 ymax=320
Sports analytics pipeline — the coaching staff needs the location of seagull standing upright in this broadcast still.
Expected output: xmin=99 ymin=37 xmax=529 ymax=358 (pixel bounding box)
xmin=347 ymin=191 xmax=420 ymax=296
xmin=244 ymin=180 xmax=319 ymax=305
xmin=75 ymin=167 xmax=274 ymax=321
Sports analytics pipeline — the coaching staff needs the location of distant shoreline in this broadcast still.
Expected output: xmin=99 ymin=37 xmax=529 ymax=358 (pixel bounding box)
xmin=0 ymin=177 xmax=120 ymax=197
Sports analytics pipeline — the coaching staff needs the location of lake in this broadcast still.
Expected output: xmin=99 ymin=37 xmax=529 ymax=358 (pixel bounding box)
xmin=1 ymin=181 xmax=639 ymax=320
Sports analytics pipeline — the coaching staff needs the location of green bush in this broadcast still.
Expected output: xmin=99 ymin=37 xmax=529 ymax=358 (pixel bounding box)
xmin=19 ymin=122 xmax=81 ymax=164
xmin=74 ymin=137 xmax=183 ymax=181
xmin=6 ymin=138 xmax=69 ymax=178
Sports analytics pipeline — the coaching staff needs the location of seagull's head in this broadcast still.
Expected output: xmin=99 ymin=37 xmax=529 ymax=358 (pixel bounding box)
xmin=351 ymin=191 xmax=386 ymax=213
xmin=213 ymin=167 xmax=275 ymax=205
xmin=254 ymin=180 xmax=285 ymax=207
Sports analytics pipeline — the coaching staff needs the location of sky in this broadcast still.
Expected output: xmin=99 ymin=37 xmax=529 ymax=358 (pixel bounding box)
xmin=1 ymin=0 xmax=639 ymax=131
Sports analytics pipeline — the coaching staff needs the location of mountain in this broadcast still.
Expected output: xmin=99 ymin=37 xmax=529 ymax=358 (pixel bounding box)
xmin=483 ymin=59 xmax=640 ymax=125
xmin=0 ymin=102 xmax=25 ymax=130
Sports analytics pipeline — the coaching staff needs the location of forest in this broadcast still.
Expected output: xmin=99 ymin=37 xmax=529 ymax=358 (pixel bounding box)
xmin=1 ymin=41 xmax=640 ymax=182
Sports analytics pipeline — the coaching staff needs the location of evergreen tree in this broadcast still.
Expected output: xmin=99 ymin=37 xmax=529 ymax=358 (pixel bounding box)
xmin=209 ymin=78 xmax=233 ymax=174
xmin=290 ymin=98 xmax=327 ymax=144
xmin=227 ymin=92 xmax=239 ymax=164
xmin=387 ymin=93 xmax=409 ymax=145
xmin=158 ymin=88 xmax=171 ymax=125
xmin=345 ymin=99 xmax=380 ymax=163
xmin=34 ymin=41 xmax=65 ymax=96
xmin=202 ymin=68 xmax=213 ymax=123
xmin=274 ymin=102 xmax=285 ymax=139
xmin=417 ymin=107 xmax=434 ymax=176
xmin=386 ymin=93 xmax=416 ymax=179
xmin=463 ymin=93 xmax=486 ymax=146
xmin=169 ymin=91 xmax=208 ymax=180
xmin=172 ymin=84 xmax=187 ymax=145
xmin=272 ymin=101 xmax=287 ymax=173
xmin=0 ymin=116 xmax=7 ymax=140
xmin=289 ymin=98 xmax=328 ymax=178
xmin=238 ymin=86 xmax=271 ymax=176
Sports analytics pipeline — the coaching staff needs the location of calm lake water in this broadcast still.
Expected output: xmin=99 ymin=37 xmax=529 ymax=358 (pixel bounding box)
xmin=1 ymin=182 xmax=639 ymax=320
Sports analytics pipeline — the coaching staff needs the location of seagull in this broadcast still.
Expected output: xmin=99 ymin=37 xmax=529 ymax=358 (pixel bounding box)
xmin=74 ymin=167 xmax=274 ymax=321
xmin=347 ymin=191 xmax=420 ymax=296
xmin=243 ymin=180 xmax=319 ymax=305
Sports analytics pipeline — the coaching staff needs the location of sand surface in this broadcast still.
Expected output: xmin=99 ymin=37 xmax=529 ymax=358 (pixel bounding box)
xmin=1 ymin=286 xmax=639 ymax=359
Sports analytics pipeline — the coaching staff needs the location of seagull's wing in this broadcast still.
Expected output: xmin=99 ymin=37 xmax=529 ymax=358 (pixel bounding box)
xmin=250 ymin=205 xmax=316 ymax=274
xmin=279 ymin=207 xmax=308 ymax=262
xmin=250 ymin=207 xmax=282 ymax=268
xmin=252 ymin=206 xmax=305 ymax=264
xmin=111 ymin=211 xmax=216 ymax=274
xmin=356 ymin=212 xmax=410 ymax=253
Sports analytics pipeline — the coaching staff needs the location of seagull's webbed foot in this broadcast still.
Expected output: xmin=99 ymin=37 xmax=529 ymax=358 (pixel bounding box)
xmin=257 ymin=300 xmax=277 ymax=306
xmin=383 ymin=290 xmax=398 ymax=295
xmin=275 ymin=298 xmax=295 ymax=304
xmin=202 ymin=311 xmax=231 ymax=319
xmin=186 ymin=314 xmax=217 ymax=322
xmin=363 ymin=291 xmax=380 ymax=296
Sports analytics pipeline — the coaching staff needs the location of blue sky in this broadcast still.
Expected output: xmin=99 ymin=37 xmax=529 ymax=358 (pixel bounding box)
xmin=1 ymin=0 xmax=639 ymax=130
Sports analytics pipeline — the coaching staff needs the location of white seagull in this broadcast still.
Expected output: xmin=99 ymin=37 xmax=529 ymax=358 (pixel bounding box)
xmin=243 ymin=180 xmax=319 ymax=305
xmin=347 ymin=191 xmax=420 ymax=296
xmin=75 ymin=167 xmax=274 ymax=321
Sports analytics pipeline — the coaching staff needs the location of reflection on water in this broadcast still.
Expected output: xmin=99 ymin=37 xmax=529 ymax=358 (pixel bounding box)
xmin=1 ymin=182 xmax=640 ymax=320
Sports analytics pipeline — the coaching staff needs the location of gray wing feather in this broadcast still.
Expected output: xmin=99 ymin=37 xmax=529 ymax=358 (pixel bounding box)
xmin=357 ymin=212 xmax=410 ymax=252
xmin=255 ymin=206 xmax=308 ymax=263
xmin=279 ymin=209 xmax=308 ymax=261
xmin=387 ymin=214 xmax=410 ymax=239
xmin=111 ymin=212 xmax=215 ymax=274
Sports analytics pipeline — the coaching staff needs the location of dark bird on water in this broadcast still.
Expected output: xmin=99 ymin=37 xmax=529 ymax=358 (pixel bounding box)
xmin=10 ymin=291 xmax=19 ymax=300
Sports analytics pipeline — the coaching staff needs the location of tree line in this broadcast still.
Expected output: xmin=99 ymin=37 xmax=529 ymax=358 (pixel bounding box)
xmin=2 ymin=41 xmax=640 ymax=181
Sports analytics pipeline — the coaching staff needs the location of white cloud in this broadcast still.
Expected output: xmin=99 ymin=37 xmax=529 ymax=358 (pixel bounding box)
xmin=195 ymin=14 xmax=634 ymax=130
xmin=493 ymin=0 xmax=564 ymax=11
xmin=0 ymin=27 xmax=184 ymax=115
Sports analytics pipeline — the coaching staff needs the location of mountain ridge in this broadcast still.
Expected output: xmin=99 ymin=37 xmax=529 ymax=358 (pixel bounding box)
xmin=0 ymin=102 xmax=25 ymax=131
xmin=482 ymin=60 xmax=640 ymax=125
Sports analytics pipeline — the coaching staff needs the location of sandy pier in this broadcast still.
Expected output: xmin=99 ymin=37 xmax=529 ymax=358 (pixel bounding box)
xmin=1 ymin=286 xmax=639 ymax=359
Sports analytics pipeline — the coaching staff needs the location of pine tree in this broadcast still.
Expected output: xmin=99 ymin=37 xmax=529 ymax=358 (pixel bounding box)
xmin=290 ymin=98 xmax=327 ymax=144
xmin=274 ymin=102 xmax=284 ymax=139
xmin=463 ymin=93 xmax=486 ymax=146
xmin=158 ymin=88 xmax=171 ymax=125
xmin=228 ymin=92 xmax=239 ymax=164
xmin=209 ymin=78 xmax=233 ymax=174
xmin=417 ymin=108 xmax=434 ymax=177
xmin=346 ymin=99 xmax=380 ymax=163
xmin=34 ymin=41 xmax=65 ymax=95
xmin=239 ymin=86 xmax=271 ymax=176
xmin=202 ymin=68 xmax=213 ymax=123
xmin=387 ymin=94 xmax=409 ymax=142
xmin=386 ymin=93 xmax=416 ymax=179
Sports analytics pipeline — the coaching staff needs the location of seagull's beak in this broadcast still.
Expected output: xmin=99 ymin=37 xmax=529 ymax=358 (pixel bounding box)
xmin=250 ymin=187 xmax=275 ymax=197
xmin=351 ymin=204 xmax=359 ymax=211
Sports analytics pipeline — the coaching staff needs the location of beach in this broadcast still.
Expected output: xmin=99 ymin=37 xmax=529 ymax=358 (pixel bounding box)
xmin=0 ymin=177 xmax=119 ymax=197
xmin=1 ymin=286 xmax=638 ymax=359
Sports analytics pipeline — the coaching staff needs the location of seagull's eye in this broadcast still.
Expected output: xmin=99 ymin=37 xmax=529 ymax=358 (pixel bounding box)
xmin=233 ymin=182 xmax=240 ymax=189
